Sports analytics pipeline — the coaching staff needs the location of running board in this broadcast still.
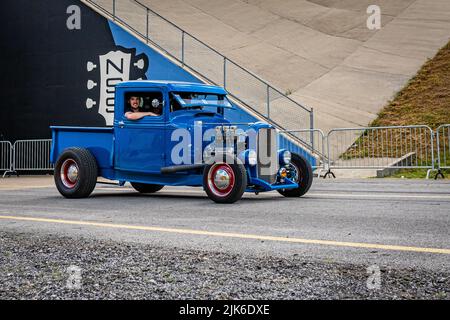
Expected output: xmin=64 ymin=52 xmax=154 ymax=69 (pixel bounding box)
xmin=161 ymin=164 xmax=206 ymax=174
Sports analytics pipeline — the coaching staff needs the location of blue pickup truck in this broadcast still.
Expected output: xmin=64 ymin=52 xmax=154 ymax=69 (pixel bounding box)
xmin=51 ymin=81 xmax=312 ymax=203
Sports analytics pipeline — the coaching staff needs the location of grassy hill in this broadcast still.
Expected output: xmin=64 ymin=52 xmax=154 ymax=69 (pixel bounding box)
xmin=371 ymin=41 xmax=450 ymax=129
xmin=342 ymin=41 xmax=450 ymax=178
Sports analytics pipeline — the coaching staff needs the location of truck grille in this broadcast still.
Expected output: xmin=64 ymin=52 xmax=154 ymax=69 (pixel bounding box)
xmin=257 ymin=128 xmax=278 ymax=184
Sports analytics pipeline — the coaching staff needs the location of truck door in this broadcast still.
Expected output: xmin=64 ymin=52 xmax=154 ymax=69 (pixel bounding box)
xmin=114 ymin=89 xmax=166 ymax=173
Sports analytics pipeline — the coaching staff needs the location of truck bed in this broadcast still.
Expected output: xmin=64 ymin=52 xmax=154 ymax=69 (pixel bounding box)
xmin=50 ymin=126 xmax=114 ymax=172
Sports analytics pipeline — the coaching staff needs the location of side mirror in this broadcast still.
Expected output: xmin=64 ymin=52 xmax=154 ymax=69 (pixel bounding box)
xmin=152 ymin=99 xmax=164 ymax=108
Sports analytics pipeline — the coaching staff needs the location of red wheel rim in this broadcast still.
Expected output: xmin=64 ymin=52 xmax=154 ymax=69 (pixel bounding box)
xmin=60 ymin=159 xmax=79 ymax=189
xmin=207 ymin=163 xmax=235 ymax=197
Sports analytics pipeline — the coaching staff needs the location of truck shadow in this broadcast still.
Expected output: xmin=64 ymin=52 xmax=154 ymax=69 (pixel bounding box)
xmin=88 ymin=191 xmax=285 ymax=203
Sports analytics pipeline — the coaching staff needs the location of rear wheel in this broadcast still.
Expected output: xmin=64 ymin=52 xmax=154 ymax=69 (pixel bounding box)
xmin=203 ymin=161 xmax=247 ymax=204
xmin=54 ymin=148 xmax=98 ymax=198
xmin=130 ymin=182 xmax=164 ymax=194
xmin=277 ymin=153 xmax=313 ymax=197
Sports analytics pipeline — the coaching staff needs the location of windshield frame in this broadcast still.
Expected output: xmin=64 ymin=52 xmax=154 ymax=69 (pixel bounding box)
xmin=170 ymin=92 xmax=234 ymax=110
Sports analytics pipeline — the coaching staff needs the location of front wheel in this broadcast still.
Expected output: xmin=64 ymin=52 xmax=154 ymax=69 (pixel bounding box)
xmin=203 ymin=162 xmax=247 ymax=204
xmin=54 ymin=148 xmax=98 ymax=198
xmin=277 ymin=153 xmax=313 ymax=197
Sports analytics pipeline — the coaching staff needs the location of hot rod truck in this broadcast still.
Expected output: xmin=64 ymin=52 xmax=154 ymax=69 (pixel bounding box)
xmin=51 ymin=81 xmax=312 ymax=203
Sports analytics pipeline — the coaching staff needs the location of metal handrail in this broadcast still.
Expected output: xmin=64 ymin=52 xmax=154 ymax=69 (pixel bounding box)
xmin=128 ymin=0 xmax=310 ymax=113
xmin=83 ymin=0 xmax=313 ymax=126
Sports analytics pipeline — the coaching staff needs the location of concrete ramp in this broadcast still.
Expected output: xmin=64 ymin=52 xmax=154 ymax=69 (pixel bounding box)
xmin=138 ymin=0 xmax=450 ymax=132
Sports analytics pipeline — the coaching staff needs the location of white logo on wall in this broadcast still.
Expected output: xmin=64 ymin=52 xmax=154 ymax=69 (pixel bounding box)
xmin=86 ymin=48 xmax=148 ymax=125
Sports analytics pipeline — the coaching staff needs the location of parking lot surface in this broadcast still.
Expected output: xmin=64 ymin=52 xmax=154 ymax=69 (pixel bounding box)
xmin=0 ymin=177 xmax=449 ymax=299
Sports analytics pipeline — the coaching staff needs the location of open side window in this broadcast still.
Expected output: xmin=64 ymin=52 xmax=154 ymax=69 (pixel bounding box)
xmin=124 ymin=91 xmax=164 ymax=117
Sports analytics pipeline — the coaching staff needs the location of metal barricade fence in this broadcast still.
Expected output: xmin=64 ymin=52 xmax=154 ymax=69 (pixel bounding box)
xmin=2 ymin=124 xmax=449 ymax=178
xmin=13 ymin=140 xmax=54 ymax=171
xmin=1 ymin=141 xmax=14 ymax=177
xmin=436 ymin=124 xmax=450 ymax=175
xmin=279 ymin=129 xmax=327 ymax=173
xmin=326 ymin=126 xmax=435 ymax=172
xmin=84 ymin=0 xmax=314 ymax=134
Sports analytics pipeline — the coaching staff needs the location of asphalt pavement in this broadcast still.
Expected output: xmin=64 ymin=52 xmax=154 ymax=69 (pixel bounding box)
xmin=1 ymin=177 xmax=449 ymax=269
xmin=0 ymin=177 xmax=449 ymax=299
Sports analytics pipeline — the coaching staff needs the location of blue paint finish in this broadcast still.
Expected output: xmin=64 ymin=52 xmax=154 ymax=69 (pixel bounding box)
xmin=248 ymin=177 xmax=298 ymax=192
xmin=50 ymin=126 xmax=114 ymax=174
xmin=115 ymin=123 xmax=166 ymax=173
xmin=278 ymin=136 xmax=317 ymax=168
xmin=113 ymin=85 xmax=167 ymax=173
xmin=115 ymin=80 xmax=228 ymax=95
xmin=113 ymin=170 xmax=204 ymax=187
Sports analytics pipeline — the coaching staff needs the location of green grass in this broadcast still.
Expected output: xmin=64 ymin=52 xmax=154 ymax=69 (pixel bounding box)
xmin=388 ymin=155 xmax=450 ymax=179
xmin=341 ymin=41 xmax=450 ymax=176
xmin=370 ymin=41 xmax=450 ymax=129
xmin=389 ymin=168 xmax=449 ymax=179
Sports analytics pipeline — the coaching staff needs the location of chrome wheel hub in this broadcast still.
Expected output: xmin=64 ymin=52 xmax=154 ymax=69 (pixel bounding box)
xmin=207 ymin=163 xmax=235 ymax=197
xmin=213 ymin=169 xmax=231 ymax=190
xmin=67 ymin=164 xmax=79 ymax=182
xmin=61 ymin=159 xmax=79 ymax=188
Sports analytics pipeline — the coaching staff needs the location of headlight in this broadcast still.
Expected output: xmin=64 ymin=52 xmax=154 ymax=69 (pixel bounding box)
xmin=248 ymin=150 xmax=257 ymax=166
xmin=280 ymin=150 xmax=291 ymax=165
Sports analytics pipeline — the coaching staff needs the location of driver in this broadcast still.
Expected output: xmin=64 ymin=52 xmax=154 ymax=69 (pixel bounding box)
xmin=125 ymin=96 xmax=159 ymax=120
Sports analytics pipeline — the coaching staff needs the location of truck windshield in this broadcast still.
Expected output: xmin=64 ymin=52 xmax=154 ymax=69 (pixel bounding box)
xmin=171 ymin=92 xmax=233 ymax=111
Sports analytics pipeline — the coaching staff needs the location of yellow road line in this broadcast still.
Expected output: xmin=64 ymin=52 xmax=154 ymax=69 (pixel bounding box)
xmin=0 ymin=215 xmax=449 ymax=255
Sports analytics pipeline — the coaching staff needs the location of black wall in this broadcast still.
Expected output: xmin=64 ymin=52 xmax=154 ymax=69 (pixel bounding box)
xmin=0 ymin=0 xmax=120 ymax=141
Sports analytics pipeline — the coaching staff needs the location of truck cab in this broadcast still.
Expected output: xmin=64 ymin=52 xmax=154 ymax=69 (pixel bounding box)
xmin=51 ymin=81 xmax=312 ymax=203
